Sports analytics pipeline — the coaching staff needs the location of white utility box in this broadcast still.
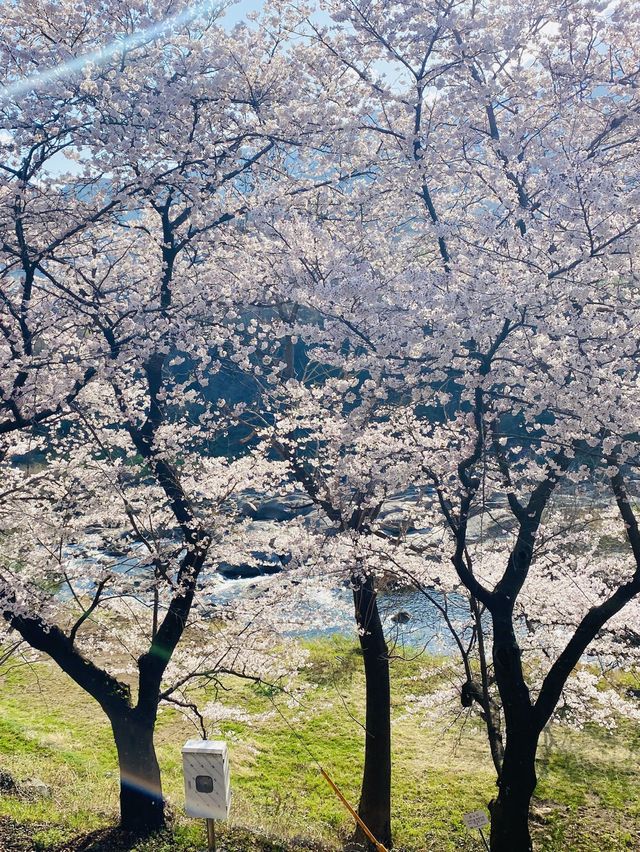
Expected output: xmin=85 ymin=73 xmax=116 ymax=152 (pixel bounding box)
xmin=182 ymin=739 xmax=231 ymax=820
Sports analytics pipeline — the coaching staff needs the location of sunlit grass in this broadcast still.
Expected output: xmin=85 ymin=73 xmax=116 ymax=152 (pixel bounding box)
xmin=0 ymin=637 xmax=638 ymax=851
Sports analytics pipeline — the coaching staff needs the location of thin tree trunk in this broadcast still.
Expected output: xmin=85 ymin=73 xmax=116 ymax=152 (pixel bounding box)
xmin=350 ymin=573 xmax=392 ymax=851
xmin=110 ymin=710 xmax=164 ymax=835
xmin=470 ymin=596 xmax=504 ymax=775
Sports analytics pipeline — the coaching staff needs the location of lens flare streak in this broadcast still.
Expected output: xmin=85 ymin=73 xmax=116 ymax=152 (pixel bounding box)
xmin=1 ymin=1 xmax=221 ymax=103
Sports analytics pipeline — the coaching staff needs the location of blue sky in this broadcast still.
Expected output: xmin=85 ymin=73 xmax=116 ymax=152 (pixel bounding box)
xmin=221 ymin=0 xmax=266 ymax=26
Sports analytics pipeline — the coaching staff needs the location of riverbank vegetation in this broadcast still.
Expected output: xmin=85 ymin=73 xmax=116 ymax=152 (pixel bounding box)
xmin=3 ymin=0 xmax=640 ymax=849
xmin=1 ymin=638 xmax=638 ymax=852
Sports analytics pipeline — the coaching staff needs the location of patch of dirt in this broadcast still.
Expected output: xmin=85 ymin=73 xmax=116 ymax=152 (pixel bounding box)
xmin=51 ymin=828 xmax=151 ymax=852
xmin=0 ymin=818 xmax=49 ymax=851
xmin=0 ymin=820 xmax=332 ymax=852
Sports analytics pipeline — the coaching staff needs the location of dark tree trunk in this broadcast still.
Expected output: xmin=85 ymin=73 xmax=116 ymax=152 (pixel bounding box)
xmin=489 ymin=730 xmax=539 ymax=852
xmin=110 ymin=710 xmax=164 ymax=835
xmin=488 ymin=604 xmax=540 ymax=852
xmin=350 ymin=573 xmax=392 ymax=851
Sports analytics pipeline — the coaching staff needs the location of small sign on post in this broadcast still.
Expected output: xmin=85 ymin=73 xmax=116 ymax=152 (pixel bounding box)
xmin=463 ymin=809 xmax=490 ymax=850
xmin=182 ymin=739 xmax=231 ymax=851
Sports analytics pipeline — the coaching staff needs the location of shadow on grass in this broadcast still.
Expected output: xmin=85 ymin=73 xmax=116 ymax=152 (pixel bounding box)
xmin=0 ymin=818 xmax=333 ymax=852
xmin=54 ymin=827 xmax=142 ymax=852
xmin=0 ymin=821 xmax=143 ymax=852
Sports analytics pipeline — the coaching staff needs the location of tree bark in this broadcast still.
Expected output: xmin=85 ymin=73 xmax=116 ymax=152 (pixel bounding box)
xmin=350 ymin=573 xmax=392 ymax=851
xmin=110 ymin=710 xmax=164 ymax=835
xmin=489 ymin=731 xmax=539 ymax=852
xmin=3 ymin=603 xmax=167 ymax=834
xmin=488 ymin=604 xmax=540 ymax=852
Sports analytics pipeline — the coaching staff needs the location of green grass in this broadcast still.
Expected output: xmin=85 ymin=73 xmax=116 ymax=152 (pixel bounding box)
xmin=0 ymin=637 xmax=639 ymax=851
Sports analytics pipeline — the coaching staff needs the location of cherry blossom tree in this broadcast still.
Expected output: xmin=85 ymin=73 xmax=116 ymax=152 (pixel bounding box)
xmin=212 ymin=208 xmax=418 ymax=849
xmin=3 ymin=2 xmax=640 ymax=850
xmin=0 ymin=0 xmax=328 ymax=834
xmin=244 ymin=1 xmax=640 ymax=848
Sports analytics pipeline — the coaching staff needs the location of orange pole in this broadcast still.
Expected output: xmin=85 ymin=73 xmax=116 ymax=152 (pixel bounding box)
xmin=319 ymin=767 xmax=389 ymax=852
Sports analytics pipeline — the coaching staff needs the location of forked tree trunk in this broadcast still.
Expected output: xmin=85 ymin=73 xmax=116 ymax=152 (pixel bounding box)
xmin=110 ymin=710 xmax=164 ymax=835
xmin=351 ymin=574 xmax=392 ymax=851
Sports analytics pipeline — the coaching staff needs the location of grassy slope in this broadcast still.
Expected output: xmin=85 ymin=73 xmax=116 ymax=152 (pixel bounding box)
xmin=0 ymin=637 xmax=638 ymax=852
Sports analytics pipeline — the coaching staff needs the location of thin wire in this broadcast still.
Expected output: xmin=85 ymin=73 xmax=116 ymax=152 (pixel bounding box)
xmin=268 ymin=697 xmax=389 ymax=852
